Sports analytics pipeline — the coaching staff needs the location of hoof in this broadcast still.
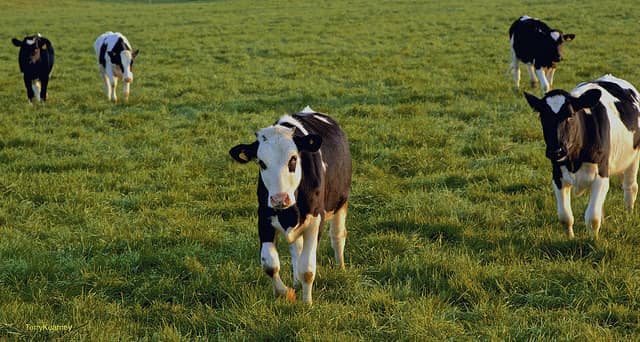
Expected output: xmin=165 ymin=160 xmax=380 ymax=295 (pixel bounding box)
xmin=286 ymin=287 xmax=296 ymax=302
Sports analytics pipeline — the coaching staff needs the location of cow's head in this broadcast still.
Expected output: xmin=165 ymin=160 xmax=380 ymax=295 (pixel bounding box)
xmin=108 ymin=47 xmax=139 ymax=83
xmin=229 ymin=126 xmax=322 ymax=210
xmin=12 ymin=34 xmax=48 ymax=65
xmin=525 ymin=88 xmax=601 ymax=163
xmin=545 ymin=30 xmax=575 ymax=67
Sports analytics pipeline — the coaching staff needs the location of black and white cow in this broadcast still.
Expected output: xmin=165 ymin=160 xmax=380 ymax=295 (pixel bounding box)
xmin=229 ymin=106 xmax=352 ymax=304
xmin=11 ymin=34 xmax=55 ymax=104
xmin=525 ymin=74 xmax=640 ymax=239
xmin=94 ymin=32 xmax=139 ymax=102
xmin=510 ymin=16 xmax=575 ymax=95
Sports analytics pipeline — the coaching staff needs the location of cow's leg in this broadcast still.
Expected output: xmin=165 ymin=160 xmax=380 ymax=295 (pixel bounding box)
xmin=288 ymin=236 xmax=303 ymax=287
xmin=122 ymin=82 xmax=130 ymax=101
xmin=110 ymin=77 xmax=118 ymax=102
xmin=525 ymin=63 xmax=538 ymax=89
xmin=329 ymin=203 xmax=348 ymax=270
xmin=585 ymin=176 xmax=610 ymax=239
xmin=535 ymin=68 xmax=550 ymax=94
xmin=101 ymin=70 xmax=112 ymax=101
xmin=623 ymin=155 xmax=640 ymax=212
xmin=31 ymin=80 xmax=41 ymax=102
xmin=554 ymin=181 xmax=575 ymax=238
xmin=545 ymin=68 xmax=556 ymax=88
xmin=261 ymin=242 xmax=295 ymax=301
xmin=40 ymin=75 xmax=49 ymax=102
xmin=510 ymin=44 xmax=521 ymax=90
xmin=24 ymin=76 xmax=34 ymax=103
xmin=297 ymin=215 xmax=322 ymax=304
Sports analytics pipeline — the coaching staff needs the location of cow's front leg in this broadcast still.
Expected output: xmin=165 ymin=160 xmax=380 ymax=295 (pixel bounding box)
xmin=623 ymin=155 xmax=640 ymax=212
xmin=24 ymin=76 xmax=35 ymax=103
xmin=545 ymin=68 xmax=556 ymax=89
xmin=31 ymin=80 xmax=41 ymax=102
xmin=535 ymin=68 xmax=550 ymax=94
xmin=297 ymin=215 xmax=322 ymax=305
xmin=39 ymin=75 xmax=49 ymax=102
xmin=510 ymin=52 xmax=521 ymax=90
xmin=110 ymin=76 xmax=118 ymax=102
xmin=261 ymin=242 xmax=295 ymax=301
xmin=122 ymin=81 xmax=130 ymax=101
xmin=289 ymin=236 xmax=303 ymax=287
xmin=525 ymin=63 xmax=538 ymax=89
xmin=554 ymin=181 xmax=575 ymax=238
xmin=585 ymin=176 xmax=610 ymax=239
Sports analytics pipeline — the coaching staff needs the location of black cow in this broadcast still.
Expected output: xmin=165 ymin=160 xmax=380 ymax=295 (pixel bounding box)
xmin=509 ymin=16 xmax=575 ymax=94
xmin=229 ymin=106 xmax=352 ymax=304
xmin=524 ymin=74 xmax=640 ymax=239
xmin=11 ymin=34 xmax=55 ymax=103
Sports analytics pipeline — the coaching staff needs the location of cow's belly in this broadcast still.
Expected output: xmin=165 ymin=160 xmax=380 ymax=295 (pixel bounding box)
xmin=561 ymin=163 xmax=598 ymax=197
xmin=608 ymin=125 xmax=639 ymax=175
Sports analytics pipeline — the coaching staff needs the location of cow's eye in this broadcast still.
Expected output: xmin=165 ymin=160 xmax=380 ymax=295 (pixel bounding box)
xmin=258 ymin=160 xmax=267 ymax=170
xmin=288 ymin=156 xmax=297 ymax=173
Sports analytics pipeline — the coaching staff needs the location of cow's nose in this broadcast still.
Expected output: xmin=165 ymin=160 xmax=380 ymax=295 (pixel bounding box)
xmin=270 ymin=193 xmax=291 ymax=209
xmin=124 ymin=77 xmax=133 ymax=83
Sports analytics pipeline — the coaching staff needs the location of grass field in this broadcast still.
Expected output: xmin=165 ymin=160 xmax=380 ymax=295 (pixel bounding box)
xmin=1 ymin=0 xmax=640 ymax=340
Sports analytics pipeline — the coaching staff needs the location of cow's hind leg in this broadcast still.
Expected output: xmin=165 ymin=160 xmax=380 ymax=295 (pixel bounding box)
xmin=261 ymin=242 xmax=296 ymax=301
xmin=24 ymin=76 xmax=34 ymax=103
xmin=554 ymin=181 xmax=575 ymax=238
xmin=545 ymin=68 xmax=556 ymax=89
xmin=510 ymin=44 xmax=521 ymax=90
xmin=31 ymin=80 xmax=41 ymax=102
xmin=40 ymin=74 xmax=50 ymax=102
xmin=623 ymin=154 xmax=640 ymax=212
xmin=585 ymin=176 xmax=610 ymax=239
xmin=110 ymin=77 xmax=118 ymax=103
xmin=329 ymin=203 xmax=348 ymax=270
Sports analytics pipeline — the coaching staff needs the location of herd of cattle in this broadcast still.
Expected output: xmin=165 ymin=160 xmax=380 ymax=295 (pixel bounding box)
xmin=12 ymin=16 xmax=640 ymax=304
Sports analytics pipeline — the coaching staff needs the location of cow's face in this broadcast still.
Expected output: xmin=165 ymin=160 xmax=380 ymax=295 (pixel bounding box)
xmin=525 ymin=89 xmax=601 ymax=163
xmin=547 ymin=31 xmax=575 ymax=66
xmin=108 ymin=49 xmax=139 ymax=83
xmin=12 ymin=34 xmax=46 ymax=64
xmin=229 ymin=126 xmax=322 ymax=210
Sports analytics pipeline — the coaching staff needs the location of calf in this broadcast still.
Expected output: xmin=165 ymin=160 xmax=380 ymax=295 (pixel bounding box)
xmin=524 ymin=74 xmax=640 ymax=239
xmin=510 ymin=16 xmax=575 ymax=95
xmin=94 ymin=32 xmax=139 ymax=102
xmin=11 ymin=34 xmax=55 ymax=103
xmin=229 ymin=106 xmax=352 ymax=304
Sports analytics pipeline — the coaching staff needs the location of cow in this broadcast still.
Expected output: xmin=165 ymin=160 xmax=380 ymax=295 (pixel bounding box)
xmin=524 ymin=74 xmax=640 ymax=239
xmin=11 ymin=33 xmax=55 ymax=104
xmin=229 ymin=106 xmax=352 ymax=304
xmin=94 ymin=32 xmax=139 ymax=102
xmin=510 ymin=16 xmax=575 ymax=95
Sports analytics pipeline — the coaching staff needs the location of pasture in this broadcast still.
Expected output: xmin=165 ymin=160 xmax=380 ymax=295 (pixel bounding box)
xmin=1 ymin=0 xmax=640 ymax=340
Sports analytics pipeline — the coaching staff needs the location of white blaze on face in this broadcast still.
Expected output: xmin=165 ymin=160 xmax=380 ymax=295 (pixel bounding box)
xmin=550 ymin=31 xmax=561 ymax=42
xmin=546 ymin=95 xmax=566 ymax=114
xmin=256 ymin=126 xmax=302 ymax=209
xmin=121 ymin=50 xmax=134 ymax=83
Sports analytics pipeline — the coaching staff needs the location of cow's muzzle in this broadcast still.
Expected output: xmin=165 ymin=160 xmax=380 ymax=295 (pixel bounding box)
xmin=270 ymin=193 xmax=292 ymax=210
xmin=546 ymin=147 xmax=567 ymax=163
xmin=124 ymin=77 xmax=133 ymax=83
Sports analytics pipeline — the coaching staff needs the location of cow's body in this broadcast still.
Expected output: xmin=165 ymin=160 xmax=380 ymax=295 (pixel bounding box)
xmin=12 ymin=34 xmax=55 ymax=103
xmin=510 ymin=16 xmax=574 ymax=95
xmin=525 ymin=75 xmax=640 ymax=238
xmin=94 ymin=32 xmax=139 ymax=102
xmin=229 ymin=106 xmax=352 ymax=304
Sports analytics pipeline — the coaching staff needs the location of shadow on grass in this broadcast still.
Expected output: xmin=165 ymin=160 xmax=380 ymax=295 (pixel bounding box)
xmin=370 ymin=221 xmax=462 ymax=244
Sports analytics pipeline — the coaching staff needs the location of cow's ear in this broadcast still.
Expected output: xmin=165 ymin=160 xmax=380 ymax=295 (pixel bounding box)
xmin=12 ymin=38 xmax=22 ymax=47
xmin=229 ymin=141 xmax=258 ymax=164
xmin=563 ymin=34 xmax=575 ymax=42
xmin=294 ymin=134 xmax=322 ymax=153
xmin=132 ymin=49 xmax=139 ymax=58
xmin=524 ymin=92 xmax=544 ymax=112
xmin=573 ymin=89 xmax=601 ymax=110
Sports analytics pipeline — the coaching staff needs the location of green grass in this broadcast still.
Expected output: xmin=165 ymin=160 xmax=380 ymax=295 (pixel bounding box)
xmin=2 ymin=0 xmax=640 ymax=340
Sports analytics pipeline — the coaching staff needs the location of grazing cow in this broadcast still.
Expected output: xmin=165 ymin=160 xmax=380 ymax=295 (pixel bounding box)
xmin=510 ymin=16 xmax=575 ymax=95
xmin=229 ymin=106 xmax=352 ymax=304
xmin=524 ymin=74 xmax=640 ymax=239
xmin=11 ymin=34 xmax=55 ymax=104
xmin=94 ymin=32 xmax=139 ymax=102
